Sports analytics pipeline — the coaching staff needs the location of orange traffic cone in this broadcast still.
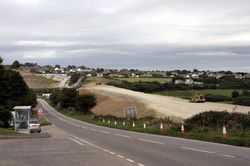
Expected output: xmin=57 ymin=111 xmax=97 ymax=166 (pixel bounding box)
xmin=160 ymin=123 xmax=164 ymax=131
xmin=181 ymin=124 xmax=185 ymax=134
xmin=143 ymin=123 xmax=146 ymax=130
xmin=222 ymin=124 xmax=227 ymax=140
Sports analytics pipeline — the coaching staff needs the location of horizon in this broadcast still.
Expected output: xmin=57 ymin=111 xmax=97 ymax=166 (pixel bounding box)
xmin=1 ymin=0 xmax=250 ymax=72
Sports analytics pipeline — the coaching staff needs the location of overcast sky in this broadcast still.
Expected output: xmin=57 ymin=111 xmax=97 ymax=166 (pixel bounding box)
xmin=0 ymin=0 xmax=250 ymax=71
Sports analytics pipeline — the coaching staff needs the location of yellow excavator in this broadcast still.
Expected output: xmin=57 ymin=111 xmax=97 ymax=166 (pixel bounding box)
xmin=190 ymin=92 xmax=206 ymax=103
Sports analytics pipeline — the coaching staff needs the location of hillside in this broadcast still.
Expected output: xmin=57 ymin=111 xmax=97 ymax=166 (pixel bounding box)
xmin=85 ymin=85 xmax=250 ymax=122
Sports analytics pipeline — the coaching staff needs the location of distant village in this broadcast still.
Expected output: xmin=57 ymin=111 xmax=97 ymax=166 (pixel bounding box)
xmin=20 ymin=62 xmax=250 ymax=85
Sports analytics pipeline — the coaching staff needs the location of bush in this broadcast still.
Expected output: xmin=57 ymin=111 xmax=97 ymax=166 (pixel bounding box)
xmin=0 ymin=106 xmax=12 ymax=128
xmin=234 ymin=96 xmax=250 ymax=106
xmin=76 ymin=94 xmax=96 ymax=113
xmin=231 ymin=91 xmax=239 ymax=98
xmin=185 ymin=111 xmax=250 ymax=131
xmin=204 ymin=94 xmax=232 ymax=102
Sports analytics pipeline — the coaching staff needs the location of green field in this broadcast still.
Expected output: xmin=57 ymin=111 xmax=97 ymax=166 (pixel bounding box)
xmin=0 ymin=128 xmax=18 ymax=135
xmin=114 ymin=77 xmax=172 ymax=83
xmin=154 ymin=89 xmax=243 ymax=99
xmin=38 ymin=76 xmax=59 ymax=84
xmin=84 ymin=76 xmax=97 ymax=83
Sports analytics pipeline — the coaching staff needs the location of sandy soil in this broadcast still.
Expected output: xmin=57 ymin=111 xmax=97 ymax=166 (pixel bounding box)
xmin=85 ymin=85 xmax=250 ymax=121
xmin=79 ymin=89 xmax=157 ymax=118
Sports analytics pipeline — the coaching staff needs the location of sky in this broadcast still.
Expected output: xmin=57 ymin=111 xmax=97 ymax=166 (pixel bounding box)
xmin=0 ymin=0 xmax=250 ymax=71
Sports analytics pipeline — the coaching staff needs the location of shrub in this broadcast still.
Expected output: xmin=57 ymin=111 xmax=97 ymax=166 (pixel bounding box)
xmin=76 ymin=94 xmax=97 ymax=113
xmin=204 ymin=94 xmax=232 ymax=102
xmin=234 ymin=96 xmax=250 ymax=106
xmin=0 ymin=106 xmax=12 ymax=128
xmin=231 ymin=91 xmax=239 ymax=98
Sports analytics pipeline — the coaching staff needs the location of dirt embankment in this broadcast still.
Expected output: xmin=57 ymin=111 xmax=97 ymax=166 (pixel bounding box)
xmin=84 ymin=85 xmax=250 ymax=122
xmin=79 ymin=89 xmax=157 ymax=119
xmin=19 ymin=70 xmax=59 ymax=89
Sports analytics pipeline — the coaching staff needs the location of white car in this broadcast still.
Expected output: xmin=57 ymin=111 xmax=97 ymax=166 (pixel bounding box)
xmin=29 ymin=119 xmax=41 ymax=133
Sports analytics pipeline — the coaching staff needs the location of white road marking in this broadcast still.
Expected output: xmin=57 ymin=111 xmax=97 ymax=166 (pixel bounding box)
xmin=138 ymin=138 xmax=164 ymax=145
xmin=181 ymin=147 xmax=215 ymax=154
xmin=126 ymin=158 xmax=135 ymax=163
xmin=117 ymin=155 xmax=124 ymax=159
xmin=90 ymin=128 xmax=97 ymax=131
xmin=109 ymin=151 xmax=116 ymax=155
xmin=115 ymin=134 xmax=131 ymax=138
xmin=137 ymin=163 xmax=145 ymax=166
xmin=69 ymin=138 xmax=84 ymax=146
xmin=99 ymin=131 xmax=111 ymax=134
xmin=219 ymin=154 xmax=236 ymax=158
xmin=39 ymin=99 xmax=146 ymax=166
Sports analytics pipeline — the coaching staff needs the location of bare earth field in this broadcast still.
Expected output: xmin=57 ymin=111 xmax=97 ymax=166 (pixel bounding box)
xmin=85 ymin=85 xmax=250 ymax=122
xmin=79 ymin=89 xmax=156 ymax=118
xmin=19 ymin=70 xmax=59 ymax=89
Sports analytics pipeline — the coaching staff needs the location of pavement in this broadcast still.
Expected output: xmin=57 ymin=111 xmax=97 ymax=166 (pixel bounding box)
xmin=1 ymin=98 xmax=250 ymax=166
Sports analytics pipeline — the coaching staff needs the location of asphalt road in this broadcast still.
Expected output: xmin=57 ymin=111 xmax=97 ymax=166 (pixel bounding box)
xmin=38 ymin=99 xmax=250 ymax=166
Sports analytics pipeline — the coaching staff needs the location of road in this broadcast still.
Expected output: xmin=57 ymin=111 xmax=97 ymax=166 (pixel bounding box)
xmin=37 ymin=99 xmax=250 ymax=166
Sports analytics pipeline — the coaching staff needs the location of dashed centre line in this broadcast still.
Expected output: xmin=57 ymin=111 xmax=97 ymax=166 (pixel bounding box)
xmin=180 ymin=147 xmax=215 ymax=154
xmin=126 ymin=158 xmax=135 ymax=163
xmin=114 ymin=134 xmax=131 ymax=138
xmin=138 ymin=138 xmax=164 ymax=145
xmin=69 ymin=138 xmax=84 ymax=146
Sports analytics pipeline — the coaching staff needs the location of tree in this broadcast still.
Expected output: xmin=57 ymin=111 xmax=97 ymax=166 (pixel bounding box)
xmin=231 ymin=91 xmax=239 ymax=98
xmin=0 ymin=106 xmax=12 ymax=128
xmin=60 ymin=88 xmax=78 ymax=108
xmin=55 ymin=64 xmax=60 ymax=68
xmin=76 ymin=94 xmax=96 ymax=113
xmin=0 ymin=57 xmax=2 ymax=64
xmin=11 ymin=60 xmax=20 ymax=69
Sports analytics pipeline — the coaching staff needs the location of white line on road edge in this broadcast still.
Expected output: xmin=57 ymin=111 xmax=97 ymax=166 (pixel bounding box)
xmin=138 ymin=138 xmax=164 ymax=145
xmin=99 ymin=131 xmax=111 ymax=134
xmin=219 ymin=154 xmax=235 ymax=158
xmin=114 ymin=134 xmax=131 ymax=138
xmin=69 ymin=138 xmax=84 ymax=146
xmin=89 ymin=128 xmax=97 ymax=131
xmin=39 ymin=99 xmax=146 ymax=166
xmin=126 ymin=158 xmax=135 ymax=163
xmin=180 ymin=147 xmax=215 ymax=154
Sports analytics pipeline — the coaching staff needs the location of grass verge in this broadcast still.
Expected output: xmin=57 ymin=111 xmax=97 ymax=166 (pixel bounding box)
xmin=52 ymin=107 xmax=250 ymax=147
xmin=0 ymin=128 xmax=19 ymax=135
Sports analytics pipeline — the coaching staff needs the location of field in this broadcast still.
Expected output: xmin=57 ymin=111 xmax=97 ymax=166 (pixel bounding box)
xmin=114 ymin=77 xmax=172 ymax=83
xmin=154 ymin=89 xmax=243 ymax=99
xmin=85 ymin=85 xmax=250 ymax=121
xmin=37 ymin=76 xmax=59 ymax=84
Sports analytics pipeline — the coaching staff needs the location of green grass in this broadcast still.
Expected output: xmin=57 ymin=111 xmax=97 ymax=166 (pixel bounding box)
xmin=114 ymin=77 xmax=172 ymax=83
xmin=0 ymin=128 xmax=18 ymax=135
xmin=154 ymin=89 xmax=243 ymax=99
xmin=38 ymin=76 xmax=59 ymax=84
xmin=53 ymin=107 xmax=250 ymax=147
xmin=84 ymin=77 xmax=97 ymax=83
xmin=39 ymin=117 xmax=52 ymax=126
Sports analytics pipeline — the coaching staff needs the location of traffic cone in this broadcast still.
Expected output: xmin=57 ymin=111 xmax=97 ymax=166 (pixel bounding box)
xmin=123 ymin=121 xmax=125 ymax=126
xmin=143 ymin=123 xmax=146 ymax=130
xmin=181 ymin=124 xmax=185 ymax=134
xmin=114 ymin=121 xmax=117 ymax=125
xmin=132 ymin=122 xmax=135 ymax=128
xmin=160 ymin=123 xmax=164 ymax=131
xmin=222 ymin=124 xmax=227 ymax=140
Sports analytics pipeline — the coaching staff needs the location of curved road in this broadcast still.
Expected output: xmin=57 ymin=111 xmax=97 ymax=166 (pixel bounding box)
xmin=38 ymin=99 xmax=250 ymax=166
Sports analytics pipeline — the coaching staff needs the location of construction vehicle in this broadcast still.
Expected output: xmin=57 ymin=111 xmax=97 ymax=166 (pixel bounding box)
xmin=190 ymin=92 xmax=206 ymax=103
